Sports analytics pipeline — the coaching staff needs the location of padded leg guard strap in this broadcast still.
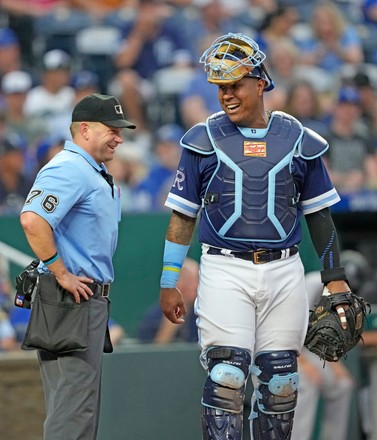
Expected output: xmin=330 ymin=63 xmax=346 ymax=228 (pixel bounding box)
xmin=202 ymin=406 xmax=243 ymax=440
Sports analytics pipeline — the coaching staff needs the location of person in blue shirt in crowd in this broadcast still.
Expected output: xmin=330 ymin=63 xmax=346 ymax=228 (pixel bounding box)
xmin=113 ymin=0 xmax=193 ymax=135
xmin=133 ymin=123 xmax=184 ymax=211
xmin=19 ymin=93 xmax=135 ymax=440
xmin=180 ymin=65 xmax=222 ymax=129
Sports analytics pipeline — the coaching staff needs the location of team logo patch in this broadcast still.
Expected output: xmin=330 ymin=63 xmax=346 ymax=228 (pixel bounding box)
xmin=114 ymin=104 xmax=123 ymax=115
xmin=244 ymin=141 xmax=266 ymax=157
xmin=172 ymin=169 xmax=185 ymax=191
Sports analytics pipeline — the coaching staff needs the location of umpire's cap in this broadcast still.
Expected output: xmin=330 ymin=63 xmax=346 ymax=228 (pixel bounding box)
xmin=72 ymin=93 xmax=136 ymax=129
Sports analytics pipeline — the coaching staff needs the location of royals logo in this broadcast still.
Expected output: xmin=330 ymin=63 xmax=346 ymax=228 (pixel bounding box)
xmin=244 ymin=141 xmax=266 ymax=157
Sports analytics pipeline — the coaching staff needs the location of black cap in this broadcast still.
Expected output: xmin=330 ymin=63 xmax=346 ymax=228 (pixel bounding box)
xmin=353 ymin=71 xmax=372 ymax=88
xmin=71 ymin=93 xmax=136 ymax=129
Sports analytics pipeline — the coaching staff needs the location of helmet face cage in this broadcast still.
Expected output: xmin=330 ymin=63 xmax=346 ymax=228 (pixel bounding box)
xmin=199 ymin=33 xmax=273 ymax=90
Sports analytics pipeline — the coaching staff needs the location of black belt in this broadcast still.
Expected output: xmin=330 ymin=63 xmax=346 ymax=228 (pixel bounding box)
xmin=206 ymin=246 xmax=298 ymax=264
xmin=89 ymin=283 xmax=111 ymax=298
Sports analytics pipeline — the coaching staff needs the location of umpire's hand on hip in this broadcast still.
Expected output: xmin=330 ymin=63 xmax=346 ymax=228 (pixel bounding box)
xmin=55 ymin=271 xmax=94 ymax=304
xmin=160 ymin=287 xmax=187 ymax=324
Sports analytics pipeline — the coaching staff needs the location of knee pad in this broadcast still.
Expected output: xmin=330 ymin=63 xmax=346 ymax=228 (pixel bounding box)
xmin=250 ymin=350 xmax=298 ymax=440
xmin=201 ymin=347 xmax=251 ymax=440
xmin=202 ymin=346 xmax=251 ymax=413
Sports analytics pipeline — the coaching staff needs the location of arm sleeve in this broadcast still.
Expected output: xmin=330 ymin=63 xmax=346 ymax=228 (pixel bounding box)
xmin=305 ymin=207 xmax=347 ymax=283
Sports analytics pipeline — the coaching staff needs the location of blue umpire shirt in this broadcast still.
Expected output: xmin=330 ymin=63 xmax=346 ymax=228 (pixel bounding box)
xmin=21 ymin=141 xmax=121 ymax=283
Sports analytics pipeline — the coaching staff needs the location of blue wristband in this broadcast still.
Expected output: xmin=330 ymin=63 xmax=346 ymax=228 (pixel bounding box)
xmin=160 ymin=240 xmax=190 ymax=288
xmin=42 ymin=252 xmax=60 ymax=266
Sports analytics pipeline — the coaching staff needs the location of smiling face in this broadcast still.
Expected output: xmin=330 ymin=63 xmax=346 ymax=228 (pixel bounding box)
xmin=73 ymin=121 xmax=124 ymax=164
xmin=217 ymin=76 xmax=267 ymax=127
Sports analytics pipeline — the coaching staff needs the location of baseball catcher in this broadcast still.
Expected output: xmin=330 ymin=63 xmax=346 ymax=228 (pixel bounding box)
xmin=304 ymin=285 xmax=369 ymax=362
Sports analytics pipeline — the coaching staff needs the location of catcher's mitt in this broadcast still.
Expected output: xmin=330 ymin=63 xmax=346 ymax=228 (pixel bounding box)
xmin=304 ymin=289 xmax=370 ymax=362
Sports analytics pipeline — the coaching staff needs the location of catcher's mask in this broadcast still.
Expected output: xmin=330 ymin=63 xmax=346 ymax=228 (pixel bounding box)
xmin=199 ymin=33 xmax=274 ymax=91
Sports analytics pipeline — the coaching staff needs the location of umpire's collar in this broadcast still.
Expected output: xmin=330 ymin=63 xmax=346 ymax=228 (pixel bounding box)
xmin=64 ymin=140 xmax=108 ymax=174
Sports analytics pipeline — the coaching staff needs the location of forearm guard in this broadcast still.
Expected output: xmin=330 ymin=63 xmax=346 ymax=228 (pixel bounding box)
xmin=305 ymin=208 xmax=347 ymax=284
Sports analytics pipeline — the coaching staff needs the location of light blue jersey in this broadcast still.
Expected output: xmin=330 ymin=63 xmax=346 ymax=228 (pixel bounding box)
xmin=21 ymin=141 xmax=121 ymax=283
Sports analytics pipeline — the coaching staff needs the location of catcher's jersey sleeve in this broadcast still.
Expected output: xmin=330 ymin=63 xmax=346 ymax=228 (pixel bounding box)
xmin=298 ymin=157 xmax=340 ymax=215
xmin=165 ymin=148 xmax=214 ymax=218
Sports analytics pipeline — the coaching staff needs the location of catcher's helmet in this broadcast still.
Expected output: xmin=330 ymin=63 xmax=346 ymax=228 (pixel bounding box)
xmin=199 ymin=33 xmax=274 ymax=91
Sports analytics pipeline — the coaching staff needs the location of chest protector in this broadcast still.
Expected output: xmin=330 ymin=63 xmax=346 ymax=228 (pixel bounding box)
xmin=203 ymin=111 xmax=303 ymax=242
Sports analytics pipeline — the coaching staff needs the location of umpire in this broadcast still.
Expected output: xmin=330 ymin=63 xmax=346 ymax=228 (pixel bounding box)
xmin=20 ymin=93 xmax=135 ymax=439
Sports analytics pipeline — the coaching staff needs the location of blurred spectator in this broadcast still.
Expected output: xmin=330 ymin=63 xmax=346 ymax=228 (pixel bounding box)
xmin=0 ymin=27 xmax=25 ymax=79
xmin=24 ymin=49 xmax=75 ymax=137
xmin=138 ymin=257 xmax=199 ymax=343
xmin=233 ymin=0 xmax=278 ymax=32
xmin=0 ymin=1 xmax=63 ymax=67
xmin=0 ymin=307 xmax=19 ymax=351
xmin=294 ymin=1 xmax=364 ymax=74
xmin=360 ymin=0 xmax=377 ymax=63
xmin=178 ymin=33 xmax=222 ymax=129
xmin=264 ymin=37 xmax=298 ymax=91
xmin=0 ymin=266 xmax=12 ymax=313
xmin=350 ymin=69 xmax=377 ymax=132
xmin=323 ymin=86 xmax=377 ymax=192
xmin=284 ymin=79 xmax=330 ymax=138
xmin=0 ymin=134 xmax=33 ymax=215
xmin=71 ymin=69 xmax=100 ymax=102
xmin=1 ymin=1 xmax=106 ymax=61
xmin=8 ymin=306 xmax=30 ymax=345
xmin=255 ymin=5 xmax=298 ymax=54
xmin=112 ymin=0 xmax=192 ymax=138
xmin=1 ymin=70 xmax=48 ymax=151
xmin=45 ymin=69 xmax=102 ymax=140
xmin=34 ymin=135 xmax=65 ymax=174
xmin=262 ymin=37 xmax=298 ymax=111
xmin=70 ymin=0 xmax=135 ymax=21
xmin=133 ymin=123 xmax=184 ymax=212
xmin=291 ymin=270 xmax=355 ymax=440
xmin=179 ymin=63 xmax=221 ymax=129
xmin=181 ymin=0 xmax=240 ymax=61
xmin=108 ymin=318 xmax=126 ymax=346
xmin=106 ymin=140 xmax=149 ymax=212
